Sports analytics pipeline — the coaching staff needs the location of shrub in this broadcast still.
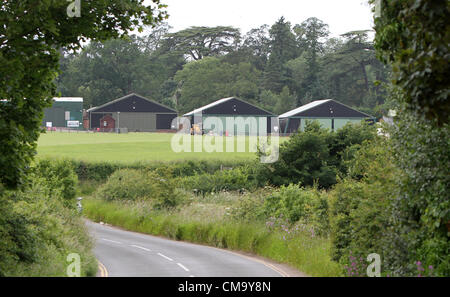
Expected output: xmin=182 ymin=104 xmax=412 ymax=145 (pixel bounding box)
xmin=329 ymin=138 xmax=396 ymax=274
xmin=33 ymin=159 xmax=78 ymax=208
xmin=96 ymin=169 xmax=158 ymax=202
xmin=95 ymin=169 xmax=183 ymax=209
xmin=229 ymin=189 xmax=268 ymax=222
xmin=70 ymin=159 xmax=252 ymax=181
xmin=263 ymin=184 xmax=330 ymax=235
xmin=180 ymin=166 xmax=256 ymax=194
xmin=257 ymin=121 xmax=377 ymax=189
xmin=0 ymin=176 xmax=96 ymax=276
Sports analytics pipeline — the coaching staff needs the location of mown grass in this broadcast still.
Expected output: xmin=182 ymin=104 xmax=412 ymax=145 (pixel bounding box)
xmin=83 ymin=198 xmax=342 ymax=277
xmin=37 ymin=132 xmax=283 ymax=163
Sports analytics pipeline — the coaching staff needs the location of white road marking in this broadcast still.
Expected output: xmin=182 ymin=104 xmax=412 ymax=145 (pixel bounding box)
xmin=101 ymin=238 xmax=122 ymax=244
xmin=130 ymin=245 xmax=151 ymax=252
xmin=157 ymin=253 xmax=173 ymax=262
xmin=177 ymin=263 xmax=190 ymax=272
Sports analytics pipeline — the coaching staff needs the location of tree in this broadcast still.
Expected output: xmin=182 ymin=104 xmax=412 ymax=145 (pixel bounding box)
xmin=373 ymin=0 xmax=449 ymax=125
xmin=274 ymin=86 xmax=295 ymax=115
xmin=166 ymin=26 xmax=241 ymax=61
xmin=0 ymin=0 xmax=167 ymax=189
xmin=372 ymin=0 xmax=449 ymax=275
xmin=174 ymin=57 xmax=261 ymax=113
xmin=293 ymin=17 xmax=330 ymax=104
xmin=264 ymin=17 xmax=298 ymax=93
xmin=258 ymin=121 xmax=337 ymax=188
xmin=320 ymin=30 xmax=388 ymax=108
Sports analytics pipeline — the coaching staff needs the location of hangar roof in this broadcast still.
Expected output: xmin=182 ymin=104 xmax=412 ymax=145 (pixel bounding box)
xmin=279 ymin=99 xmax=372 ymax=119
xmin=87 ymin=93 xmax=176 ymax=113
xmin=183 ymin=97 xmax=274 ymax=117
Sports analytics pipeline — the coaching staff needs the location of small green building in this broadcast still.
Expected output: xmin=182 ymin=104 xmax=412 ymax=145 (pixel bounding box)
xmin=42 ymin=97 xmax=83 ymax=130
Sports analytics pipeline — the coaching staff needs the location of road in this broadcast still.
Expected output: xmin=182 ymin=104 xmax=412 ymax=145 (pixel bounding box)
xmin=86 ymin=221 xmax=286 ymax=277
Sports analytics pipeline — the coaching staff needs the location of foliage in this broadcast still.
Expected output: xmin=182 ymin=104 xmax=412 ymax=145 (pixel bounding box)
xmin=69 ymin=158 xmax=252 ymax=181
xmin=372 ymin=0 xmax=449 ymax=125
xmin=0 ymin=0 xmax=167 ymax=189
xmin=55 ymin=16 xmax=389 ymax=117
xmin=57 ymin=28 xmax=185 ymax=108
xmin=384 ymin=110 xmax=450 ymax=276
xmin=264 ymin=17 xmax=298 ymax=93
xmin=263 ymin=184 xmax=329 ymax=235
xmin=95 ymin=169 xmax=183 ymax=210
xmin=179 ymin=166 xmax=257 ymax=194
xmin=328 ymin=121 xmax=378 ymax=175
xmin=174 ymin=57 xmax=261 ymax=113
xmin=371 ymin=0 xmax=449 ymax=276
xmin=259 ymin=121 xmax=376 ymax=189
xmin=328 ymin=138 xmax=398 ymax=275
xmin=259 ymin=121 xmax=336 ymax=188
xmin=33 ymin=159 xmax=78 ymax=208
xmin=0 ymin=172 xmax=96 ymax=276
xmin=274 ymin=86 xmax=296 ymax=115
xmin=229 ymin=189 xmax=268 ymax=223
xmin=166 ymin=26 xmax=241 ymax=61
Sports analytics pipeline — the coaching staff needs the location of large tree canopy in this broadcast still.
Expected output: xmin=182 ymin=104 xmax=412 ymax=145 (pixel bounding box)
xmin=373 ymin=0 xmax=449 ymax=125
xmin=166 ymin=26 xmax=241 ymax=61
xmin=0 ymin=0 xmax=167 ymax=189
xmin=55 ymin=17 xmax=389 ymax=125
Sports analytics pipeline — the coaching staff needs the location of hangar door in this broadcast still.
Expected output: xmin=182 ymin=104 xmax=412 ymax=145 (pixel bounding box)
xmin=203 ymin=116 xmax=266 ymax=136
xmin=115 ymin=112 xmax=156 ymax=132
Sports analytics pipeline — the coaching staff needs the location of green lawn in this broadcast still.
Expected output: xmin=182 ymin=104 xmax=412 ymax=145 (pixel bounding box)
xmin=37 ymin=132 xmax=285 ymax=163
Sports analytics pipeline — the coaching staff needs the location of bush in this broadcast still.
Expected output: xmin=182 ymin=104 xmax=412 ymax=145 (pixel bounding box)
xmin=386 ymin=110 xmax=450 ymax=276
xmin=0 ymin=175 xmax=96 ymax=276
xmin=70 ymin=159 xmax=252 ymax=181
xmin=230 ymin=189 xmax=268 ymax=222
xmin=329 ymin=138 xmax=396 ymax=274
xmin=257 ymin=121 xmax=376 ymax=189
xmin=180 ymin=166 xmax=257 ymax=194
xmin=95 ymin=169 xmax=183 ymax=209
xmin=262 ymin=184 xmax=330 ymax=235
xmin=33 ymin=159 xmax=78 ymax=208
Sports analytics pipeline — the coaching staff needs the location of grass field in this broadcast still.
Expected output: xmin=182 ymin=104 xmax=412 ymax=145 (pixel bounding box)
xmin=37 ymin=132 xmax=286 ymax=163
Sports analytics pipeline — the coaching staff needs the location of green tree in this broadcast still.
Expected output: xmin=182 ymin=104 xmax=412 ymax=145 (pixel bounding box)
xmin=274 ymin=86 xmax=296 ymax=115
xmin=258 ymin=121 xmax=336 ymax=188
xmin=166 ymin=26 xmax=241 ymax=61
xmin=264 ymin=17 xmax=298 ymax=93
xmin=294 ymin=17 xmax=329 ymax=104
xmin=174 ymin=57 xmax=261 ymax=113
xmin=372 ymin=0 xmax=449 ymax=275
xmin=373 ymin=0 xmax=449 ymax=124
xmin=0 ymin=0 xmax=167 ymax=189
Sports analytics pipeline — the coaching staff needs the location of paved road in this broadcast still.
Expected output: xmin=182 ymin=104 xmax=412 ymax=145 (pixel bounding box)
xmin=86 ymin=221 xmax=284 ymax=277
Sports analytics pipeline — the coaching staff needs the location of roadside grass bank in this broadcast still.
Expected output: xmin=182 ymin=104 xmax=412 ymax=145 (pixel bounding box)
xmin=83 ymin=197 xmax=342 ymax=277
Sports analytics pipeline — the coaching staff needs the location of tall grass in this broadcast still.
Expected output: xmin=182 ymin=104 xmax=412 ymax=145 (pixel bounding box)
xmin=84 ymin=198 xmax=342 ymax=277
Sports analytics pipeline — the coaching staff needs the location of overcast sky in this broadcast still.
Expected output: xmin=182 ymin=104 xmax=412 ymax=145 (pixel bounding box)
xmin=159 ymin=0 xmax=375 ymax=37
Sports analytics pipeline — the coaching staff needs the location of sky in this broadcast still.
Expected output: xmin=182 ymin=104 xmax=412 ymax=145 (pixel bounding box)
xmin=157 ymin=0 xmax=375 ymax=37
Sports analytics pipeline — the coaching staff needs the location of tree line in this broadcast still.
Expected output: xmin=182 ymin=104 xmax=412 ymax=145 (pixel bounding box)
xmin=56 ymin=17 xmax=390 ymax=117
